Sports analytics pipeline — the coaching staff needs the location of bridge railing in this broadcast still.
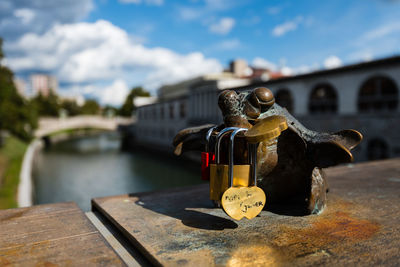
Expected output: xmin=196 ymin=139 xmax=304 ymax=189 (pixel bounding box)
xmin=35 ymin=115 xmax=133 ymax=138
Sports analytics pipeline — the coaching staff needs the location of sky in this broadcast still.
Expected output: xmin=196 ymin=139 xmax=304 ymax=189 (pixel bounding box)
xmin=1 ymin=0 xmax=400 ymax=106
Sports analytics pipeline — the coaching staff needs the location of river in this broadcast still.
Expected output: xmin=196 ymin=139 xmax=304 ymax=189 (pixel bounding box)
xmin=32 ymin=132 xmax=202 ymax=211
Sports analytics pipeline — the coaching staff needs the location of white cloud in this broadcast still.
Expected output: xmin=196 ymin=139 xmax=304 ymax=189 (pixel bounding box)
xmin=204 ymin=0 xmax=233 ymax=11
xmin=118 ymin=0 xmax=164 ymax=6
xmin=148 ymin=0 xmax=164 ymax=5
xmin=362 ymin=21 xmax=400 ymax=41
xmin=251 ymin=57 xmax=321 ymax=76
xmin=144 ymin=52 xmax=222 ymax=89
xmin=252 ymin=57 xmax=277 ymax=70
xmin=14 ymin=8 xmax=35 ymax=25
xmin=281 ymin=66 xmax=293 ymax=76
xmin=272 ymin=16 xmax=303 ymax=37
xmin=100 ymin=79 xmax=130 ymax=106
xmin=209 ymin=39 xmax=241 ymax=51
xmin=120 ymin=0 xmax=141 ymax=3
xmin=348 ymin=49 xmax=374 ymax=62
xmin=60 ymin=80 xmax=129 ymax=106
xmin=295 ymin=65 xmax=314 ymax=74
xmin=266 ymin=6 xmax=282 ymax=15
xmin=351 ymin=21 xmax=400 ymax=62
xmin=178 ymin=7 xmax=204 ymax=21
xmin=6 ymin=20 xmax=223 ymax=104
xmin=284 ymin=63 xmax=320 ymax=75
xmin=0 ymin=0 xmax=94 ymax=40
xmin=178 ymin=0 xmax=236 ymax=21
xmin=209 ymin=17 xmax=235 ymax=35
xmin=243 ymin=16 xmax=261 ymax=26
xmin=323 ymin=55 xmax=342 ymax=69
xmin=362 ymin=53 xmax=373 ymax=62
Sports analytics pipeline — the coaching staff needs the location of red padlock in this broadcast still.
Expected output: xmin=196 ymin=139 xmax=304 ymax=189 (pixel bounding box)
xmin=201 ymin=126 xmax=217 ymax=180
xmin=201 ymin=151 xmax=215 ymax=180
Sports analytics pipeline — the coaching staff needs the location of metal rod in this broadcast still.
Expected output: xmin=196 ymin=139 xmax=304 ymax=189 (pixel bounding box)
xmin=205 ymin=126 xmax=218 ymax=152
xmin=215 ymin=127 xmax=237 ymax=164
xmin=252 ymin=143 xmax=259 ymax=186
xmin=248 ymin=142 xmax=252 ymax=173
xmin=248 ymin=143 xmax=253 ymax=184
xmin=228 ymin=128 xmax=247 ymax=188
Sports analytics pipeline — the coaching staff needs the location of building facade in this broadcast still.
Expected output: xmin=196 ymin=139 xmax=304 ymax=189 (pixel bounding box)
xmin=135 ymin=56 xmax=400 ymax=162
xmin=30 ymin=74 xmax=58 ymax=97
xmin=135 ymin=72 xmax=252 ymax=148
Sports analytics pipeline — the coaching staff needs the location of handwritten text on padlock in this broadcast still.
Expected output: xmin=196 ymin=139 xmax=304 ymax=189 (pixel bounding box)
xmin=222 ymin=186 xmax=266 ymax=220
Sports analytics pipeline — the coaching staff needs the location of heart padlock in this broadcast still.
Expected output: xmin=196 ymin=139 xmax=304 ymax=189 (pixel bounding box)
xmin=220 ymin=128 xmax=266 ymax=220
xmin=220 ymin=116 xmax=289 ymax=220
xmin=209 ymin=127 xmax=251 ymax=204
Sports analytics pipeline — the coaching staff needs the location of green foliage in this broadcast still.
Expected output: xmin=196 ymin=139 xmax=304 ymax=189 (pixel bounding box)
xmin=0 ymin=136 xmax=28 ymax=209
xmin=81 ymin=99 xmax=100 ymax=115
xmin=103 ymin=105 xmax=118 ymax=117
xmin=0 ymin=38 xmax=38 ymax=141
xmin=31 ymin=91 xmax=60 ymax=117
xmin=61 ymin=99 xmax=81 ymax=116
xmin=119 ymin=86 xmax=150 ymax=117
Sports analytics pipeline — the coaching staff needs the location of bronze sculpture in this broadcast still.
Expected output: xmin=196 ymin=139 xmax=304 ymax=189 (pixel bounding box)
xmin=173 ymin=87 xmax=362 ymax=215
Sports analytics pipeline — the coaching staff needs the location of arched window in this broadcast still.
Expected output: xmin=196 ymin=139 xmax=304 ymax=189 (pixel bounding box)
xmin=367 ymin=138 xmax=389 ymax=160
xmin=358 ymin=76 xmax=398 ymax=112
xmin=308 ymin=83 xmax=338 ymax=113
xmin=275 ymin=89 xmax=294 ymax=113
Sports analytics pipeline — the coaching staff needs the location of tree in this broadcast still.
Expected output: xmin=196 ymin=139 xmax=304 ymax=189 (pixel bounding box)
xmin=81 ymin=99 xmax=100 ymax=115
xmin=103 ymin=105 xmax=118 ymax=117
xmin=119 ymin=86 xmax=150 ymax=117
xmin=61 ymin=99 xmax=81 ymax=116
xmin=31 ymin=91 xmax=60 ymax=117
xmin=0 ymin=38 xmax=37 ymax=141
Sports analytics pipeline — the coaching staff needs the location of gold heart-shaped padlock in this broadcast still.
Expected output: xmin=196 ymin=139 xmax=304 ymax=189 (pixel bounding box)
xmin=221 ymin=186 xmax=265 ymax=220
xmin=217 ymin=117 xmax=288 ymax=220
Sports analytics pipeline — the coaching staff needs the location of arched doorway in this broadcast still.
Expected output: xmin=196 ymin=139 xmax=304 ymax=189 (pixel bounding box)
xmin=308 ymin=83 xmax=338 ymax=113
xmin=358 ymin=76 xmax=398 ymax=112
xmin=275 ymin=89 xmax=294 ymax=113
xmin=367 ymin=138 xmax=389 ymax=160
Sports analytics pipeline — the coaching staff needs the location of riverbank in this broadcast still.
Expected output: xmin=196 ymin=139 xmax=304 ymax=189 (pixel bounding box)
xmin=0 ymin=129 xmax=110 ymax=210
xmin=0 ymin=136 xmax=28 ymax=209
xmin=17 ymin=139 xmax=42 ymax=207
xmin=0 ymin=129 xmax=203 ymax=211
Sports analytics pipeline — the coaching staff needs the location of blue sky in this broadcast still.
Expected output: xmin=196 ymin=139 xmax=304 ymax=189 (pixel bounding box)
xmin=88 ymin=0 xmax=400 ymax=66
xmin=1 ymin=0 xmax=400 ymax=105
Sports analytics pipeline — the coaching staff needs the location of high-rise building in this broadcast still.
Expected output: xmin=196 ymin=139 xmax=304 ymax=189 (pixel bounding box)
xmin=30 ymin=74 xmax=58 ymax=97
xmin=229 ymin=59 xmax=249 ymax=77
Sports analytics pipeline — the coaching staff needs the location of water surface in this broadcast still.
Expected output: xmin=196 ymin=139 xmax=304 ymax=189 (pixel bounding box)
xmin=33 ymin=132 xmax=201 ymax=211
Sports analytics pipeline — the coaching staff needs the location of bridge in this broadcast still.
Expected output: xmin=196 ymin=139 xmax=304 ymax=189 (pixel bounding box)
xmin=34 ymin=115 xmax=134 ymax=138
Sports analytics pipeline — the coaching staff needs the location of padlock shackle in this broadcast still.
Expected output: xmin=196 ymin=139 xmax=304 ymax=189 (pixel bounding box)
xmin=249 ymin=143 xmax=259 ymax=186
xmin=228 ymin=128 xmax=248 ymax=188
xmin=215 ymin=127 xmax=238 ymax=164
xmin=213 ymin=126 xmax=259 ymax=188
xmin=205 ymin=126 xmax=218 ymax=153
